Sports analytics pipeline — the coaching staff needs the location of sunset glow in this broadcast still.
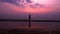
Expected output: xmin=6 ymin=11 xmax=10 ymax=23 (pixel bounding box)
xmin=31 ymin=0 xmax=51 ymax=4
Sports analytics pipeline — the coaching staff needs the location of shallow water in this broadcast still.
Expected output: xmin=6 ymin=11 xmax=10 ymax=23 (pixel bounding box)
xmin=0 ymin=21 xmax=60 ymax=31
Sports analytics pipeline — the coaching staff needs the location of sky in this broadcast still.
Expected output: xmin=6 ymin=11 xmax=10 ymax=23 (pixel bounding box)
xmin=0 ymin=0 xmax=60 ymax=30
xmin=0 ymin=0 xmax=60 ymax=20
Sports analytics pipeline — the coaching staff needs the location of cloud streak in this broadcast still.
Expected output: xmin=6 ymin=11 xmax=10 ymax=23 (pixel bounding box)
xmin=0 ymin=0 xmax=20 ymax=6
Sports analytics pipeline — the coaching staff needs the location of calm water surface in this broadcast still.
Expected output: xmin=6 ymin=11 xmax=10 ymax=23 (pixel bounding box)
xmin=0 ymin=21 xmax=60 ymax=31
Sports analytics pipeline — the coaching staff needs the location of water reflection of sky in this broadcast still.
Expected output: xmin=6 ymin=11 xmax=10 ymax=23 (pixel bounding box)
xmin=0 ymin=22 xmax=60 ymax=31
